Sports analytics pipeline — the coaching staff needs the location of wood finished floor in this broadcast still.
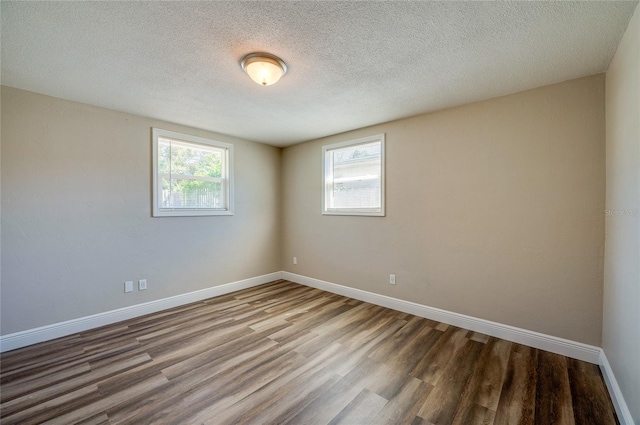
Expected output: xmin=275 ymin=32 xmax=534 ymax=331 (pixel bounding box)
xmin=0 ymin=280 xmax=618 ymax=425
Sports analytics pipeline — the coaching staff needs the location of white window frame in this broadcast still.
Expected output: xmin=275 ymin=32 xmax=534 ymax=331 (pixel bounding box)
xmin=322 ymin=134 xmax=385 ymax=216
xmin=152 ymin=128 xmax=234 ymax=217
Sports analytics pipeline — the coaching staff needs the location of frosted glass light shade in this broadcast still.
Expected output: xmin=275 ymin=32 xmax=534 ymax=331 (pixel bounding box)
xmin=245 ymin=61 xmax=282 ymax=86
xmin=240 ymin=53 xmax=287 ymax=86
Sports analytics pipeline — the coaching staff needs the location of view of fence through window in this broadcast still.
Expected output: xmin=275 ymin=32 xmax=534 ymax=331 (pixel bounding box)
xmin=158 ymin=138 xmax=225 ymax=209
xmin=328 ymin=141 xmax=381 ymax=209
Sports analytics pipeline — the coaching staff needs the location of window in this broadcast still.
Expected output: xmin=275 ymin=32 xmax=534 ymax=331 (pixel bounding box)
xmin=323 ymin=134 xmax=385 ymax=216
xmin=152 ymin=128 xmax=233 ymax=217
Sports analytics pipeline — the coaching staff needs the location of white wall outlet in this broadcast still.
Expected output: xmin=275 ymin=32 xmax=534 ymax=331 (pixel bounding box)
xmin=138 ymin=279 xmax=147 ymax=291
xmin=293 ymin=256 xmax=297 ymax=265
xmin=389 ymin=274 xmax=396 ymax=285
xmin=124 ymin=281 xmax=133 ymax=293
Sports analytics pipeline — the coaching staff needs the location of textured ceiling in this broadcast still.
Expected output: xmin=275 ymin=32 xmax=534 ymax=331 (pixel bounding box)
xmin=1 ymin=1 xmax=637 ymax=147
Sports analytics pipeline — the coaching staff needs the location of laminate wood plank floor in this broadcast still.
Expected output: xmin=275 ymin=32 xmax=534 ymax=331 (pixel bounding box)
xmin=0 ymin=280 xmax=619 ymax=425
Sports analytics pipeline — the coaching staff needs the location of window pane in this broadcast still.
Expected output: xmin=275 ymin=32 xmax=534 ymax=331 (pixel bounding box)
xmin=332 ymin=179 xmax=380 ymax=209
xmin=168 ymin=141 xmax=223 ymax=179
xmin=162 ymin=178 xmax=223 ymax=209
xmin=330 ymin=141 xmax=381 ymax=209
xmin=153 ymin=129 xmax=234 ymax=216
xmin=158 ymin=141 xmax=171 ymax=174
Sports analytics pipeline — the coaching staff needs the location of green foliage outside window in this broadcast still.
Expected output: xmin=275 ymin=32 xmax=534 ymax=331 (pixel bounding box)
xmin=159 ymin=141 xmax=224 ymax=208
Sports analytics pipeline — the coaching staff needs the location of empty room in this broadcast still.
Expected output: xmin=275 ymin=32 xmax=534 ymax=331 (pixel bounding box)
xmin=1 ymin=1 xmax=638 ymax=424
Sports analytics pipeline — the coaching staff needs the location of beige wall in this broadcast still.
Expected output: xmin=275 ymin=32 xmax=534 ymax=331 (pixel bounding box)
xmin=604 ymin=4 xmax=640 ymax=423
xmin=282 ymin=75 xmax=606 ymax=346
xmin=0 ymin=87 xmax=282 ymax=335
xmin=0 ymin=74 xmax=613 ymax=349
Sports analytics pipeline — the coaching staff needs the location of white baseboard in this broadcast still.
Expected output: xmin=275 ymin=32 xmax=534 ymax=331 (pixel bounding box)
xmin=3 ymin=270 xmax=630 ymax=421
xmin=282 ymin=271 xmax=601 ymax=364
xmin=0 ymin=272 xmax=604 ymax=362
xmin=0 ymin=272 xmax=283 ymax=353
xmin=0 ymin=270 xmax=603 ymax=365
xmin=599 ymin=350 xmax=635 ymax=425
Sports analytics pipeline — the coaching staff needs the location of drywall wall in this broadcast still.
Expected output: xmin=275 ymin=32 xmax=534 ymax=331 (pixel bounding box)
xmin=604 ymin=3 xmax=640 ymax=423
xmin=0 ymin=87 xmax=281 ymax=335
xmin=282 ymin=75 xmax=606 ymax=346
xmin=0 ymin=87 xmax=3 ymax=308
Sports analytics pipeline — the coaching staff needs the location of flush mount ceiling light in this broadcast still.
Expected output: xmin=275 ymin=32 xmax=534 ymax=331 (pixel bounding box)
xmin=240 ymin=52 xmax=287 ymax=86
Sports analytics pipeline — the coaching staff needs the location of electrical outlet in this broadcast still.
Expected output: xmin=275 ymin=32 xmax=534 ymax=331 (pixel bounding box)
xmin=124 ymin=281 xmax=133 ymax=293
xmin=138 ymin=279 xmax=147 ymax=291
xmin=293 ymin=256 xmax=297 ymax=265
xmin=389 ymin=274 xmax=396 ymax=285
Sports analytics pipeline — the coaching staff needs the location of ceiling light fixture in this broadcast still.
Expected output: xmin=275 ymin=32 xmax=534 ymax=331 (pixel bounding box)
xmin=240 ymin=52 xmax=287 ymax=86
